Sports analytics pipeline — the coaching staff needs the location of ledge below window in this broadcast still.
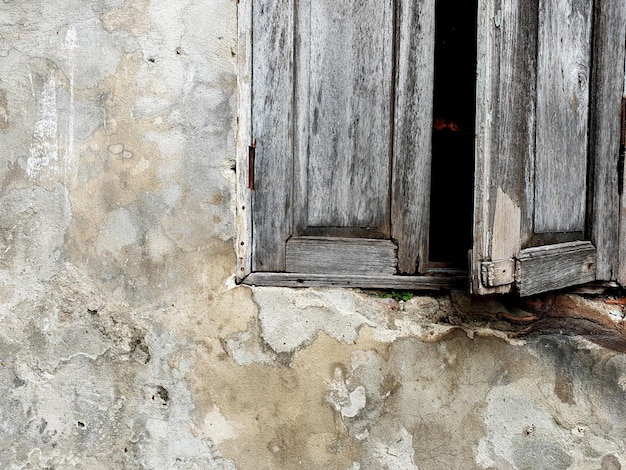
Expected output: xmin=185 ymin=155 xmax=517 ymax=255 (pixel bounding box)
xmin=240 ymin=272 xmax=468 ymax=290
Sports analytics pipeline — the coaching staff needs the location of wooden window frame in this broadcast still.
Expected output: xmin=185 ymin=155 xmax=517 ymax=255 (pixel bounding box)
xmin=235 ymin=0 xmax=626 ymax=295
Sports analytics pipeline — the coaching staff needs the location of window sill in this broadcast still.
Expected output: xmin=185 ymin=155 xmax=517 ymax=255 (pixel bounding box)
xmin=240 ymin=271 xmax=468 ymax=290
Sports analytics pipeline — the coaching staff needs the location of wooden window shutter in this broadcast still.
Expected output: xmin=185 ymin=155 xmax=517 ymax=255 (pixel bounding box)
xmin=241 ymin=0 xmax=442 ymax=287
xmin=471 ymin=0 xmax=626 ymax=296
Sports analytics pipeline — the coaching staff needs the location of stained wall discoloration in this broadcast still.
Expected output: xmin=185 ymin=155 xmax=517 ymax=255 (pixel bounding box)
xmin=2 ymin=1 xmax=626 ymax=469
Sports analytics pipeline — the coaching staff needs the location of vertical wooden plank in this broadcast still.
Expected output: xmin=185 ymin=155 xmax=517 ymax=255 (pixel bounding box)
xmin=236 ymin=0 xmax=253 ymax=281
xmin=293 ymin=0 xmax=311 ymax=236
xmin=251 ymin=0 xmax=294 ymax=271
xmin=534 ymin=0 xmax=592 ymax=233
xmin=590 ymin=0 xmax=626 ymax=280
xmin=472 ymin=0 xmax=538 ymax=293
xmin=392 ymin=0 xmax=436 ymax=273
xmin=305 ymin=0 xmax=394 ymax=230
xmin=619 ymin=70 xmax=626 ymax=285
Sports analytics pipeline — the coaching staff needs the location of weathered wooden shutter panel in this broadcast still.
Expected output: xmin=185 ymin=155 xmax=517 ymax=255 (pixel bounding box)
xmin=299 ymin=0 xmax=393 ymax=231
xmin=392 ymin=0 xmax=437 ymax=273
xmin=472 ymin=0 xmax=625 ymax=296
xmin=251 ymin=0 xmax=436 ymax=281
xmin=591 ymin=1 xmax=626 ymax=282
xmin=534 ymin=0 xmax=592 ymax=233
xmin=251 ymin=0 xmax=294 ymax=272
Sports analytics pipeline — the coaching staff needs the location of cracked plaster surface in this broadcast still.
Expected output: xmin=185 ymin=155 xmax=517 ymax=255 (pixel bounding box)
xmin=2 ymin=0 xmax=626 ymax=469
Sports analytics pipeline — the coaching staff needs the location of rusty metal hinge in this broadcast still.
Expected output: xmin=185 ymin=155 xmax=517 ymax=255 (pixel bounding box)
xmin=248 ymin=139 xmax=256 ymax=190
xmin=480 ymin=258 xmax=516 ymax=287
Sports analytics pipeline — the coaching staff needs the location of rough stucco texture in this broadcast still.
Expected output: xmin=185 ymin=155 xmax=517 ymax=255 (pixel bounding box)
xmin=1 ymin=1 xmax=626 ymax=469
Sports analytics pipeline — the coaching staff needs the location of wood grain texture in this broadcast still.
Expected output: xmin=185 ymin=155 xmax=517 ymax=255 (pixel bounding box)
xmin=516 ymin=241 xmax=596 ymax=296
xmin=620 ymin=98 xmax=626 ymax=285
xmin=491 ymin=187 xmax=521 ymax=260
xmin=304 ymin=0 xmax=394 ymax=230
xmin=251 ymin=0 xmax=295 ymax=271
xmin=590 ymin=0 xmax=626 ymax=280
xmin=535 ymin=0 xmax=592 ymax=233
xmin=480 ymin=259 xmax=515 ymax=287
xmin=472 ymin=0 xmax=538 ymax=294
xmin=285 ymin=237 xmax=397 ymax=275
xmin=243 ymin=272 xmax=467 ymax=290
xmin=392 ymin=0 xmax=436 ymax=273
xmin=236 ymin=0 xmax=253 ymax=281
xmin=471 ymin=0 xmax=613 ymax=295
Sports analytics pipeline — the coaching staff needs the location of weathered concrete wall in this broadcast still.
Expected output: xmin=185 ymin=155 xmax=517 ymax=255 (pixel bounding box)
xmin=1 ymin=1 xmax=626 ymax=469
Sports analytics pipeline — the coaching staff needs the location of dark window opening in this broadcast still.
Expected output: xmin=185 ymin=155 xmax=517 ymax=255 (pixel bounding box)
xmin=428 ymin=0 xmax=478 ymax=269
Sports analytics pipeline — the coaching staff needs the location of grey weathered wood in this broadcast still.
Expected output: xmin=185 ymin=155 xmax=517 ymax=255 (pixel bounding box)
xmin=534 ymin=0 xmax=592 ymax=233
xmin=392 ymin=0 xmax=436 ymax=273
xmin=590 ymin=1 xmax=626 ymax=280
xmin=472 ymin=0 xmax=617 ymax=296
xmin=235 ymin=0 xmax=253 ymax=281
xmin=516 ymin=241 xmax=596 ymax=297
xmin=480 ymin=259 xmax=515 ymax=287
xmin=251 ymin=0 xmax=294 ymax=271
xmin=285 ymin=237 xmax=397 ymax=275
xmin=472 ymin=0 xmax=539 ymax=294
xmin=292 ymin=0 xmax=312 ymax=237
xmin=290 ymin=0 xmax=435 ymax=277
xmin=303 ymin=0 xmax=394 ymax=230
xmin=243 ymin=272 xmax=467 ymax=290
xmin=617 ymin=97 xmax=626 ymax=286
xmin=491 ymin=187 xmax=522 ymax=261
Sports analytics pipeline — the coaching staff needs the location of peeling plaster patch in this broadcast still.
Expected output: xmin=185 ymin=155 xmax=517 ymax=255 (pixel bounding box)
xmin=226 ymin=327 xmax=277 ymax=366
xmin=97 ymin=208 xmax=139 ymax=255
xmin=328 ymin=364 xmax=368 ymax=419
xmin=477 ymin=384 xmax=574 ymax=469
xmin=366 ymin=427 xmax=418 ymax=470
xmin=27 ymin=77 xmax=59 ymax=180
xmin=372 ymin=317 xmax=456 ymax=343
xmin=475 ymin=439 xmax=495 ymax=469
xmin=202 ymin=405 xmax=237 ymax=446
xmin=253 ymin=288 xmax=372 ymax=354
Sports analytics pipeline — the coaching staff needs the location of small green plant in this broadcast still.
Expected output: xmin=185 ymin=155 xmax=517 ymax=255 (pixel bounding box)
xmin=379 ymin=291 xmax=414 ymax=302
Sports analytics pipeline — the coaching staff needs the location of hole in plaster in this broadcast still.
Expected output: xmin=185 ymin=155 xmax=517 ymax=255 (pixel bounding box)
xmin=155 ymin=385 xmax=169 ymax=404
